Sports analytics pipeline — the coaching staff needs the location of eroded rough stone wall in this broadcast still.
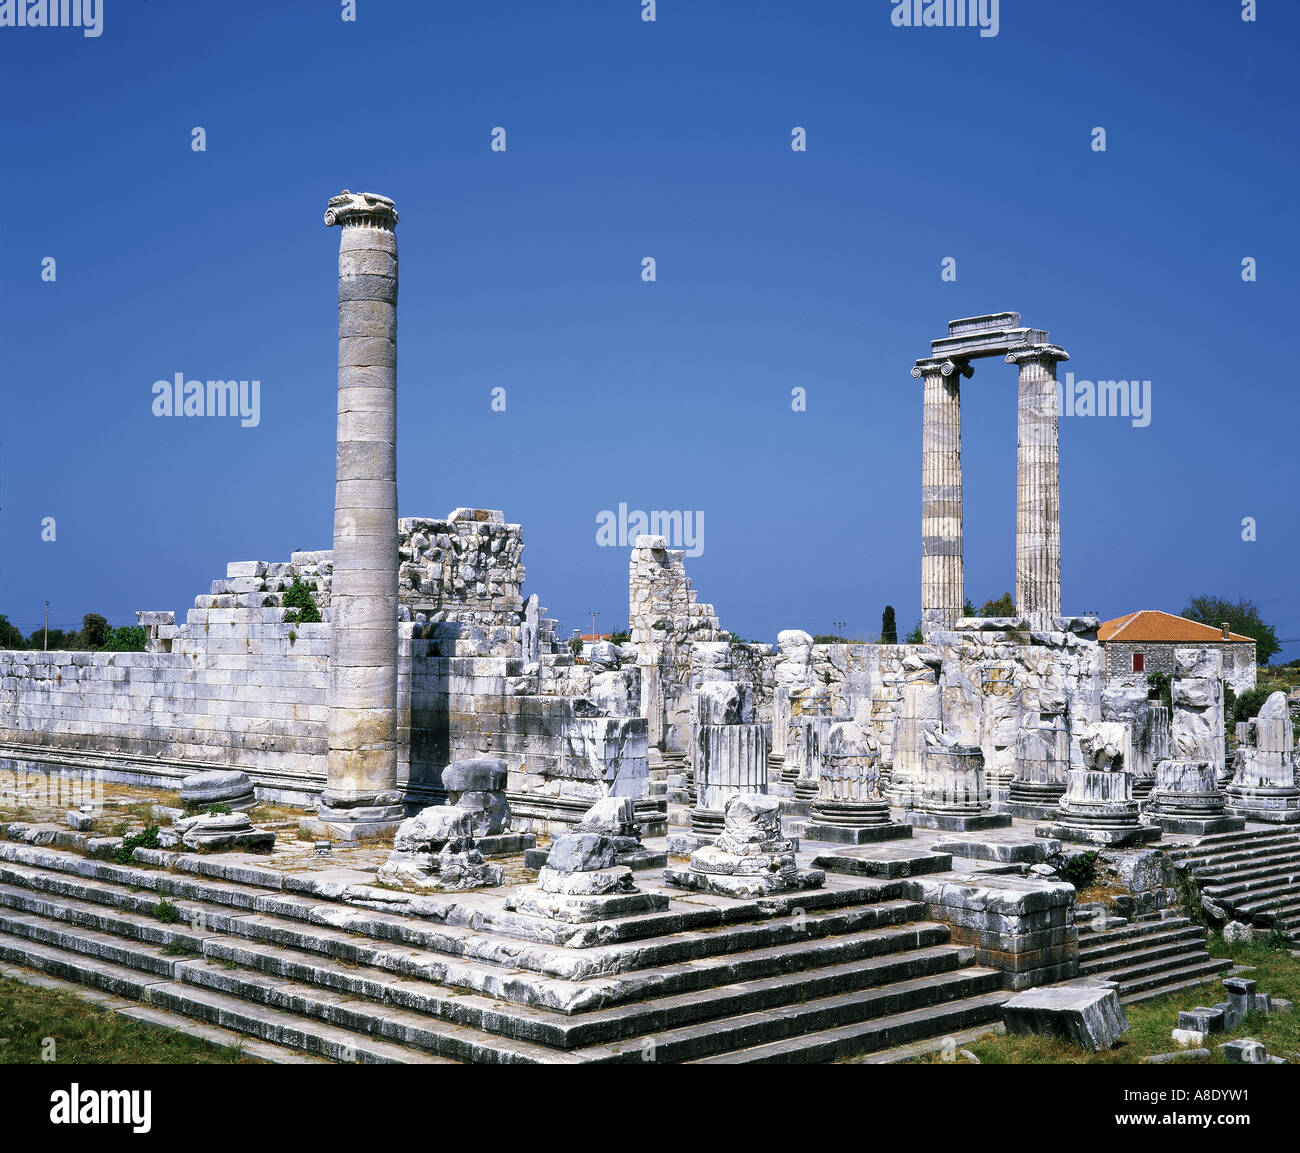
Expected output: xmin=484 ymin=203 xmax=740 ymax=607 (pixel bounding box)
xmin=0 ymin=510 xmax=613 ymax=821
xmin=760 ymin=618 xmax=1107 ymax=790
xmin=629 ymin=535 xmax=729 ymax=753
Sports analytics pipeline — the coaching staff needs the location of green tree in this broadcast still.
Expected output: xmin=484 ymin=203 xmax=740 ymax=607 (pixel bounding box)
xmin=80 ymin=613 xmax=110 ymax=649
xmin=1182 ymin=595 xmax=1279 ymax=666
xmin=28 ymin=627 xmax=73 ymax=650
xmin=979 ymin=592 xmax=1017 ymax=617
xmin=0 ymin=614 xmax=26 ymax=650
xmin=881 ymin=605 xmax=898 ymax=645
xmin=102 ymin=625 xmax=147 ymax=652
xmin=962 ymin=597 xmax=977 ymax=618
xmin=904 ymin=621 xmax=924 ymax=644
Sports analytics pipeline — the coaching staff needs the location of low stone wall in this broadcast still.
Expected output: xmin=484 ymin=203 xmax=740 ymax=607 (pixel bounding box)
xmin=902 ymin=872 xmax=1078 ymax=990
xmin=0 ymin=616 xmax=330 ymax=793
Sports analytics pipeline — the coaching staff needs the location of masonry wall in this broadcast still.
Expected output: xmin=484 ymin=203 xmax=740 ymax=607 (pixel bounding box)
xmin=0 ymin=612 xmax=330 ymax=797
xmin=1104 ymin=641 xmax=1256 ymax=694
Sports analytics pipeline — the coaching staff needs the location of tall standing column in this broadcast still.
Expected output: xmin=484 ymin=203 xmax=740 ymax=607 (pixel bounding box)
xmin=318 ymin=190 xmax=404 ymax=835
xmin=1007 ymin=345 xmax=1068 ymax=631
xmin=914 ymin=356 xmax=971 ymax=638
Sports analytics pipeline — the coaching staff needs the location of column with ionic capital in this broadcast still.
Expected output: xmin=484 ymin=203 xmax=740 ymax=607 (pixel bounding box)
xmin=1006 ymin=344 xmax=1068 ymax=631
xmin=318 ymin=190 xmax=404 ymax=836
xmin=913 ymin=356 xmax=971 ymax=638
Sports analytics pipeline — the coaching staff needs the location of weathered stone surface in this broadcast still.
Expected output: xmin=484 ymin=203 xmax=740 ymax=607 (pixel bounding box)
xmin=180 ymin=769 xmax=256 ymax=809
xmin=1003 ymin=986 xmax=1128 ymax=1051
xmin=545 ymin=832 xmax=617 ymax=873
xmin=442 ymin=757 xmax=508 ymax=793
xmin=177 ymin=811 xmax=275 ymax=853
xmin=377 ymin=805 xmax=503 ymax=891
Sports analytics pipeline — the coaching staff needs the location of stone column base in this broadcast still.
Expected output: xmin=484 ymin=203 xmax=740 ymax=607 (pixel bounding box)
xmin=909 ymin=811 xmax=1012 ymax=832
xmin=305 ymin=791 xmax=406 ymax=841
xmin=1034 ymin=819 xmax=1162 ymax=847
xmin=803 ymin=821 xmax=913 ymax=845
xmin=1225 ymin=785 xmax=1300 ymax=824
xmin=1147 ymin=813 xmax=1246 ymax=836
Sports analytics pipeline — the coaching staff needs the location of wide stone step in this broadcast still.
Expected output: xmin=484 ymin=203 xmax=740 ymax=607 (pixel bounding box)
xmin=182 ymin=939 xmax=973 ymax=1056
xmin=1190 ymin=850 xmax=1300 ymax=883
xmin=0 ymin=873 xmax=959 ymax=1032
xmin=1077 ymin=917 xmax=1192 ymax=946
xmin=172 ymin=957 xmax=568 ymax=1064
xmin=0 ymin=958 xmax=330 ymax=1064
xmin=685 ymin=988 xmax=1010 ymax=1063
xmin=1078 ymin=936 xmax=1210 ymax=977
xmin=1170 ymin=835 xmax=1300 ymax=869
xmin=1077 ymin=926 xmax=1203 ymax=965
xmin=0 ymin=910 xmax=189 ymax=978
xmin=1120 ymin=963 xmax=1235 ymax=1006
xmin=1105 ymin=954 xmax=1232 ymax=1000
xmin=1171 ymin=830 xmax=1300 ymax=856
xmin=589 ymin=967 xmax=1006 ymax=1063
xmin=0 ymin=844 xmax=920 ymax=979
xmin=0 ymin=867 xmax=931 ymax=1009
xmin=1211 ymin=884 xmax=1300 ymax=916
xmin=0 ymin=932 xmax=453 ymax=1063
xmin=1202 ymin=870 xmax=1300 ymax=901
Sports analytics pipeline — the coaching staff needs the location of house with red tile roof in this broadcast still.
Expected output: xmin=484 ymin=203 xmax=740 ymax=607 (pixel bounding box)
xmin=1099 ymin=610 xmax=1257 ymax=692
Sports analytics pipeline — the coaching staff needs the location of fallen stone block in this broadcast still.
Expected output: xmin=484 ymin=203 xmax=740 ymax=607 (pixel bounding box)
xmin=1002 ymin=985 xmax=1128 ymax=1051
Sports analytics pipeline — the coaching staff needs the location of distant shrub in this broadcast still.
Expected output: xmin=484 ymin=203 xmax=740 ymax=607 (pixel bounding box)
xmin=1233 ymin=687 xmax=1274 ymax=724
xmin=102 ymin=625 xmax=147 ymax=652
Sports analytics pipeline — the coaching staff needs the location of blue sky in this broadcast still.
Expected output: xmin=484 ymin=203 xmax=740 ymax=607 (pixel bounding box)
xmin=1 ymin=0 xmax=1297 ymax=656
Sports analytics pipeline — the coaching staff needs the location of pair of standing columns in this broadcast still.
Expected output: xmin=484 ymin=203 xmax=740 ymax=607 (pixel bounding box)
xmin=915 ymin=345 xmax=1069 ymax=637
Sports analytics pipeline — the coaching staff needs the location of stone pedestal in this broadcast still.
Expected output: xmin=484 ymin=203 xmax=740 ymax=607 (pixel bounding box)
xmin=1146 ymin=759 xmax=1244 ymax=835
xmin=978 ymin=662 xmax=1022 ymax=797
xmin=1172 ymin=647 xmax=1228 ymax=786
xmin=1006 ymin=719 xmax=1071 ymax=819
xmin=910 ymin=744 xmax=1010 ymax=831
xmin=513 ymin=831 xmax=668 ymax=923
xmin=377 ymin=806 xmax=505 ymax=891
xmin=684 ymin=682 xmax=766 ymax=844
xmin=1226 ymin=693 xmax=1300 ymax=824
xmin=1038 ymin=769 xmax=1161 ymax=847
xmin=804 ymin=743 xmax=911 ymax=845
xmin=889 ymin=682 xmax=941 ymax=807
xmin=665 ymin=793 xmax=824 ymax=898
xmin=1129 ymin=703 xmax=1170 ymax=800
xmin=791 ymin=713 xmax=833 ymax=809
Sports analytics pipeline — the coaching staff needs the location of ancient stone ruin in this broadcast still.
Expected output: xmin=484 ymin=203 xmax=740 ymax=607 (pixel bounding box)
xmin=2 ymin=227 xmax=1293 ymax=1066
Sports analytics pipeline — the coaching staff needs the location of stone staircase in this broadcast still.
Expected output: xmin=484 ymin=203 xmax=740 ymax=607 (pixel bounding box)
xmin=0 ymin=839 xmax=1009 ymax=1064
xmin=1167 ymin=829 xmax=1300 ymax=941
xmin=1075 ymin=911 xmax=1231 ymax=1003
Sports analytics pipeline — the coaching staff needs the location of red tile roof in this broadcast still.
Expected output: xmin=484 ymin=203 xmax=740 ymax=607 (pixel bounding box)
xmin=1098 ymin=610 xmax=1253 ymax=645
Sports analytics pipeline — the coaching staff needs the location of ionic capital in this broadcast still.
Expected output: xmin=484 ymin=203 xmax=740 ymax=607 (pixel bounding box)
xmin=911 ymin=357 xmax=973 ymax=380
xmin=325 ymin=190 xmax=399 ymax=230
xmin=1005 ymin=344 xmax=1069 ymax=368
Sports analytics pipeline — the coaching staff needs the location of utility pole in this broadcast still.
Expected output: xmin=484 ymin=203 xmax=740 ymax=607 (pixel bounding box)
xmin=589 ymin=610 xmax=600 ymax=641
xmin=44 ymin=600 xmax=49 ymax=651
xmin=833 ymin=620 xmax=847 ymax=642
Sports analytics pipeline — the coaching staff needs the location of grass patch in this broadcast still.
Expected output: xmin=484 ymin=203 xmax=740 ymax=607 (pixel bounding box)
xmin=912 ymin=934 xmax=1300 ymax=1064
xmin=0 ymin=975 xmax=256 ymax=1063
